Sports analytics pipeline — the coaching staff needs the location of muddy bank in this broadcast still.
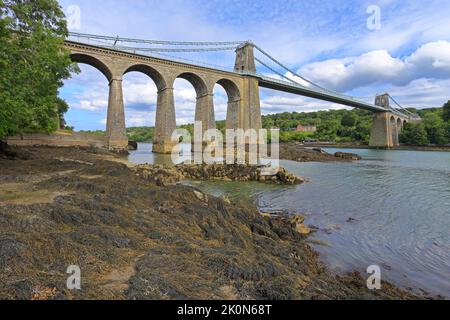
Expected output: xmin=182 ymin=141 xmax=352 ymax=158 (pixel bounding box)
xmin=280 ymin=143 xmax=361 ymax=162
xmin=0 ymin=145 xmax=425 ymax=300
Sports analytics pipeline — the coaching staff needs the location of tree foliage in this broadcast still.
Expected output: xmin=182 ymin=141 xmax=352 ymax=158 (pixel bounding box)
xmin=261 ymin=109 xmax=373 ymax=143
xmin=0 ymin=0 xmax=77 ymax=139
xmin=341 ymin=113 xmax=357 ymax=127
xmin=399 ymin=123 xmax=429 ymax=145
xmin=400 ymin=104 xmax=450 ymax=145
xmin=442 ymin=100 xmax=450 ymax=122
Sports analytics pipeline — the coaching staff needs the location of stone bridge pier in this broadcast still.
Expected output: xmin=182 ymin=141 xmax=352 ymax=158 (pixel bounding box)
xmin=369 ymin=94 xmax=410 ymax=149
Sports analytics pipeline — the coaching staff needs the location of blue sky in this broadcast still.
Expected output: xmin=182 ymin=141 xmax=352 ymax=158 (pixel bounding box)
xmin=58 ymin=0 xmax=450 ymax=130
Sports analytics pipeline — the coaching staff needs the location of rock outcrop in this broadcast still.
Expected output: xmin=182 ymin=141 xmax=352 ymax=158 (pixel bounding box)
xmin=280 ymin=143 xmax=362 ymax=162
xmin=135 ymin=163 xmax=304 ymax=186
xmin=334 ymin=152 xmax=362 ymax=161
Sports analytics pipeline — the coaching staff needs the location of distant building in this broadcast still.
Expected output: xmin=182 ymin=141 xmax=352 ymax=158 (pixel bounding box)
xmin=296 ymin=124 xmax=317 ymax=133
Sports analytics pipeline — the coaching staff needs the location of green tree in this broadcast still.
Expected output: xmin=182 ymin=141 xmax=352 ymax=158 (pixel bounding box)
xmin=423 ymin=112 xmax=449 ymax=145
xmin=400 ymin=123 xmax=429 ymax=145
xmin=0 ymin=0 xmax=77 ymax=139
xmin=442 ymin=100 xmax=450 ymax=122
xmin=341 ymin=112 xmax=357 ymax=127
xmin=316 ymin=120 xmax=340 ymax=141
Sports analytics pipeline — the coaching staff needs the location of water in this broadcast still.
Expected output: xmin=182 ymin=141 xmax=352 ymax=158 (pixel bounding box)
xmin=129 ymin=143 xmax=450 ymax=297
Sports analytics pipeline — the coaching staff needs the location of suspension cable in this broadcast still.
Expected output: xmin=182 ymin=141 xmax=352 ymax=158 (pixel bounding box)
xmin=388 ymin=95 xmax=416 ymax=116
xmin=254 ymin=57 xmax=298 ymax=84
xmin=254 ymin=45 xmax=329 ymax=92
xmin=105 ymin=45 xmax=238 ymax=53
xmin=68 ymin=32 xmax=245 ymax=46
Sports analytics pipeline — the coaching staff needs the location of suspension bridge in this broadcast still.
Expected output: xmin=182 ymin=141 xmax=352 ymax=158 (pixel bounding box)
xmin=64 ymin=32 xmax=421 ymax=151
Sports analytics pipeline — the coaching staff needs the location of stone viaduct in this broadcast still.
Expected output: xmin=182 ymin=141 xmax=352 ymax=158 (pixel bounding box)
xmin=64 ymin=41 xmax=412 ymax=152
xmin=65 ymin=41 xmax=261 ymax=153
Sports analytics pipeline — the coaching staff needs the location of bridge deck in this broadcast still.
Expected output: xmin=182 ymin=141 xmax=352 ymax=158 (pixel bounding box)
xmin=257 ymin=76 xmax=387 ymax=112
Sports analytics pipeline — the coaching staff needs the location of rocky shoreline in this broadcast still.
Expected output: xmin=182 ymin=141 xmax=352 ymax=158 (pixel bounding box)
xmin=0 ymin=145 xmax=426 ymax=300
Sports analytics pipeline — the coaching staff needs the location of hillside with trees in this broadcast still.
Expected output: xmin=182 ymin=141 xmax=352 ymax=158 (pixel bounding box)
xmin=78 ymin=102 xmax=450 ymax=146
xmin=400 ymin=102 xmax=450 ymax=145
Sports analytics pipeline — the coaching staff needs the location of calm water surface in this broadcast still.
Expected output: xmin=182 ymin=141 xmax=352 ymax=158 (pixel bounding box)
xmin=129 ymin=143 xmax=450 ymax=297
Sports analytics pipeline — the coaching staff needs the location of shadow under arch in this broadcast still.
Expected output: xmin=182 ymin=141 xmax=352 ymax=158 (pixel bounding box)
xmin=390 ymin=115 xmax=398 ymax=146
xmin=69 ymin=53 xmax=113 ymax=82
xmin=216 ymin=78 xmax=241 ymax=101
xmin=397 ymin=118 xmax=403 ymax=130
xmin=123 ymin=64 xmax=167 ymax=91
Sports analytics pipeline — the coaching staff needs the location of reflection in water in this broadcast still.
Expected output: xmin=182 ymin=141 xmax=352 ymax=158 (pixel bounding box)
xmin=129 ymin=144 xmax=450 ymax=297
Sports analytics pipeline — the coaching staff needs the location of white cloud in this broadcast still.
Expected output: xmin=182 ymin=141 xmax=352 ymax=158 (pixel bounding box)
xmin=260 ymin=92 xmax=350 ymax=114
xmin=299 ymin=41 xmax=450 ymax=92
xmin=407 ymin=41 xmax=450 ymax=77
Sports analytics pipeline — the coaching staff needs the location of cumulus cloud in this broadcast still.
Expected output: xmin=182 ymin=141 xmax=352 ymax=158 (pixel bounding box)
xmin=77 ymin=99 xmax=108 ymax=111
xmin=299 ymin=41 xmax=450 ymax=92
xmin=406 ymin=41 xmax=450 ymax=77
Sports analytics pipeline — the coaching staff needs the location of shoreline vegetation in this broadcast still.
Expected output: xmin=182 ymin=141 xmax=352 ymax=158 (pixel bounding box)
xmin=0 ymin=143 xmax=438 ymax=300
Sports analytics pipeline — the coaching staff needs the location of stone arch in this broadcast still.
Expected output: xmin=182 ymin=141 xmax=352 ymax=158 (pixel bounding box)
xmin=123 ymin=64 xmax=167 ymax=91
xmin=390 ymin=116 xmax=398 ymax=147
xmin=216 ymin=78 xmax=241 ymax=101
xmin=69 ymin=53 xmax=113 ymax=82
xmin=397 ymin=118 xmax=403 ymax=132
xmin=175 ymin=72 xmax=209 ymax=97
xmin=215 ymin=79 xmax=241 ymax=130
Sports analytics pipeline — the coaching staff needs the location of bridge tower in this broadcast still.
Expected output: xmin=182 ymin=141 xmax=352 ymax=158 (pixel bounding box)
xmin=369 ymin=94 xmax=402 ymax=149
xmin=234 ymin=42 xmax=262 ymax=132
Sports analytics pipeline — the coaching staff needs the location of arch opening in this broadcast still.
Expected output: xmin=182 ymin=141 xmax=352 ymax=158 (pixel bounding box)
xmin=122 ymin=71 xmax=160 ymax=144
xmin=123 ymin=64 xmax=166 ymax=92
xmin=176 ymin=72 xmax=208 ymax=97
xmin=60 ymin=63 xmax=110 ymax=133
xmin=216 ymin=79 xmax=241 ymax=102
xmin=69 ymin=53 xmax=113 ymax=82
xmin=390 ymin=116 xmax=398 ymax=147
xmin=173 ymin=78 xmax=198 ymax=126
xmin=215 ymin=79 xmax=241 ymax=130
xmin=397 ymin=118 xmax=403 ymax=132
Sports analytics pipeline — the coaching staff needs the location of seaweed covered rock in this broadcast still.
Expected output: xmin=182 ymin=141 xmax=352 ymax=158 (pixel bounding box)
xmin=334 ymin=152 xmax=362 ymax=161
xmin=134 ymin=163 xmax=304 ymax=185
